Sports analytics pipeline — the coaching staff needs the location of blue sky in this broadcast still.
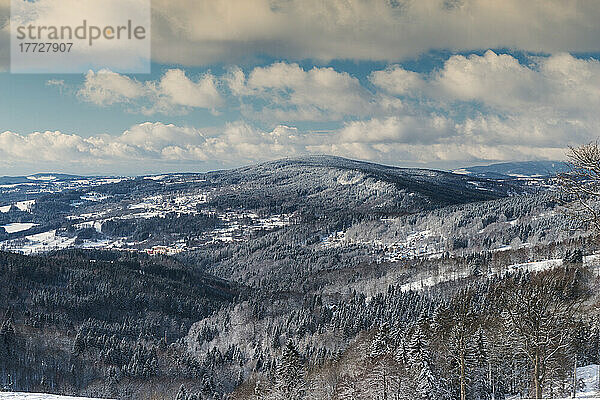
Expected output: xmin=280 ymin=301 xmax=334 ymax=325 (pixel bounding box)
xmin=1 ymin=0 xmax=600 ymax=175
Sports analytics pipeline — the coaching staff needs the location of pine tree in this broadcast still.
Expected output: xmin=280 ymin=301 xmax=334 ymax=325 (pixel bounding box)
xmin=470 ymin=329 xmax=491 ymax=400
xmin=370 ymin=323 xmax=390 ymax=359
xmin=176 ymin=384 xmax=187 ymax=400
xmin=273 ymin=341 xmax=305 ymax=400
xmin=409 ymin=322 xmax=439 ymax=399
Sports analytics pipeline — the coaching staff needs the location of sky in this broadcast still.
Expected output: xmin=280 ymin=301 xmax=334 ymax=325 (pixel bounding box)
xmin=1 ymin=0 xmax=600 ymax=175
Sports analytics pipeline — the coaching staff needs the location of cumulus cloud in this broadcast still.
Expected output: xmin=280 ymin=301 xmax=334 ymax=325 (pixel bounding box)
xmin=32 ymin=51 xmax=600 ymax=173
xmin=0 ymin=114 xmax=577 ymax=176
xmin=432 ymin=51 xmax=600 ymax=116
xmin=0 ymin=122 xmax=316 ymax=174
xmin=76 ymin=69 xmax=223 ymax=114
xmin=78 ymin=70 xmax=146 ymax=106
xmin=156 ymin=69 xmax=222 ymax=109
xmin=338 ymin=115 xmax=453 ymax=145
xmin=150 ymin=0 xmax=600 ymax=66
xmin=70 ymin=52 xmax=600 ymax=127
xmin=310 ymin=52 xmax=600 ymax=165
xmin=429 ymin=51 xmax=600 ymax=146
xmin=369 ymin=66 xmax=424 ymax=95
xmin=228 ymin=62 xmax=400 ymax=122
xmin=433 ymin=51 xmax=547 ymax=113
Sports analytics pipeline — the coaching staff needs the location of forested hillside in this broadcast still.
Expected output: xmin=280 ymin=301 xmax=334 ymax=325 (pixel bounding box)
xmin=0 ymin=250 xmax=239 ymax=398
xmin=0 ymin=157 xmax=598 ymax=399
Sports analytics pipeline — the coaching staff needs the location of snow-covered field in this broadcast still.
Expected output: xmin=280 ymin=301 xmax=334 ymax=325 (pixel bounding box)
xmin=0 ymin=393 xmax=111 ymax=400
xmin=1 ymin=223 xmax=38 ymax=234
xmin=0 ymin=230 xmax=76 ymax=254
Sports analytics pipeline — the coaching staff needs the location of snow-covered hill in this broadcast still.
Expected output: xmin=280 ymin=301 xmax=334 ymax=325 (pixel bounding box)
xmin=0 ymin=155 xmax=529 ymax=256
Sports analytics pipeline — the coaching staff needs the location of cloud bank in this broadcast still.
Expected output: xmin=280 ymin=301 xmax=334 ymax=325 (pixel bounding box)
xmin=5 ymin=0 xmax=600 ymax=69
xmin=17 ymin=51 xmax=600 ymax=174
xmin=150 ymin=0 xmax=600 ymax=65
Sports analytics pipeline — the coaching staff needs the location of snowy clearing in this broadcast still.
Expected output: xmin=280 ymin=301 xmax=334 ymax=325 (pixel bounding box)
xmin=0 ymin=230 xmax=76 ymax=254
xmin=15 ymin=200 xmax=35 ymax=212
xmin=0 ymin=393 xmax=111 ymax=400
xmin=1 ymin=223 xmax=38 ymax=233
xmin=397 ymin=255 xmax=600 ymax=294
xmin=26 ymin=175 xmax=57 ymax=181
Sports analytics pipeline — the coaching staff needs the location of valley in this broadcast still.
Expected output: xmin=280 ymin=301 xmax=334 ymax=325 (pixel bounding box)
xmin=0 ymin=156 xmax=597 ymax=400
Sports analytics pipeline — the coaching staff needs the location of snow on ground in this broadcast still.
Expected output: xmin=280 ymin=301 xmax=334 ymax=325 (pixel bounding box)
xmin=80 ymin=193 xmax=108 ymax=202
xmin=399 ymin=255 xmax=600 ymax=294
xmin=143 ymin=175 xmax=167 ymax=180
xmin=452 ymin=168 xmax=470 ymax=175
xmin=74 ymin=220 xmax=103 ymax=233
xmin=506 ymin=258 xmax=564 ymax=273
xmin=15 ymin=200 xmax=35 ymax=212
xmin=26 ymin=175 xmax=57 ymax=181
xmin=467 ymin=180 xmax=494 ymax=191
xmin=1 ymin=223 xmax=38 ymax=233
xmin=509 ymin=364 xmax=600 ymax=399
xmin=0 ymin=230 xmax=76 ymax=254
xmin=0 ymin=201 xmax=35 ymax=213
xmin=400 ymin=269 xmax=471 ymax=292
xmin=0 ymin=393 xmax=111 ymax=400
xmin=575 ymin=364 xmax=600 ymax=398
xmin=505 ymin=254 xmax=600 ymax=275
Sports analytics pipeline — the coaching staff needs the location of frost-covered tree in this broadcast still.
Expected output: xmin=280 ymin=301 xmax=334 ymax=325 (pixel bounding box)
xmin=557 ymin=141 xmax=600 ymax=234
xmin=500 ymin=268 xmax=590 ymax=398
xmin=272 ymin=341 xmax=305 ymax=400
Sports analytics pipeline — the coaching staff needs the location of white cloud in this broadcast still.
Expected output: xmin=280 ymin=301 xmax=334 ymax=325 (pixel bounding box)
xmin=156 ymin=69 xmax=223 ymax=109
xmin=433 ymin=51 xmax=545 ymax=111
xmin=369 ymin=66 xmax=424 ymax=95
xmin=71 ymin=52 xmax=600 ymax=128
xmin=433 ymin=51 xmax=600 ymax=117
xmin=150 ymin=0 xmax=600 ymax=66
xmin=78 ymin=70 xmax=146 ymax=106
xmin=338 ymin=115 xmax=453 ymax=145
xmin=0 ymin=122 xmax=315 ymax=174
xmin=0 ymin=114 xmax=577 ymax=176
xmin=229 ymin=62 xmax=397 ymax=122
xmin=76 ymin=69 xmax=223 ymax=114
xmin=32 ymin=51 xmax=600 ymax=173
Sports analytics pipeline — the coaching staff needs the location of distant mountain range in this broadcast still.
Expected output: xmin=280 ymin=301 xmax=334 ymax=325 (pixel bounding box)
xmin=453 ymin=160 xmax=569 ymax=179
xmin=0 ymin=173 xmax=85 ymax=185
xmin=1 ymin=158 xmax=569 ymax=184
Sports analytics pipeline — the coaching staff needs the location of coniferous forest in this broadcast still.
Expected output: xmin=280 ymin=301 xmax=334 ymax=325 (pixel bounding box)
xmin=1 ymin=156 xmax=600 ymax=399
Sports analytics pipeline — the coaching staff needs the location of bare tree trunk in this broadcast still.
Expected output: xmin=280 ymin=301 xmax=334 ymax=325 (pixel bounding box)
xmin=383 ymin=369 xmax=387 ymax=400
xmin=534 ymin=348 xmax=542 ymax=399
xmin=460 ymin=351 xmax=466 ymax=400
xmin=489 ymin=361 xmax=495 ymax=400
xmin=572 ymin=355 xmax=577 ymax=398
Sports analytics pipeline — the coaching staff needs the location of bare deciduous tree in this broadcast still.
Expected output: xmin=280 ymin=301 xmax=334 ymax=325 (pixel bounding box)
xmin=557 ymin=142 xmax=600 ymax=233
xmin=499 ymin=268 xmax=589 ymax=398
